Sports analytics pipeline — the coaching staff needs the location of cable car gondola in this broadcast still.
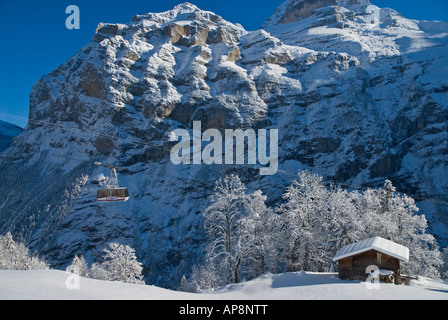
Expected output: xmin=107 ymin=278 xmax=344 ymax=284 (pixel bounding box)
xmin=94 ymin=162 xmax=129 ymax=202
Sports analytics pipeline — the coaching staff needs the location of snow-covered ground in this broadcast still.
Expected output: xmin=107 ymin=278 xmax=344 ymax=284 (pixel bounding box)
xmin=0 ymin=269 xmax=447 ymax=300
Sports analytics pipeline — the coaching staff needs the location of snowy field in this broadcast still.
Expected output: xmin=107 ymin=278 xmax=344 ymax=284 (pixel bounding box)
xmin=0 ymin=269 xmax=447 ymax=300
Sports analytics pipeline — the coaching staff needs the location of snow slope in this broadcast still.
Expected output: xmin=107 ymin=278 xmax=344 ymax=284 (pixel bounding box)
xmin=0 ymin=269 xmax=447 ymax=300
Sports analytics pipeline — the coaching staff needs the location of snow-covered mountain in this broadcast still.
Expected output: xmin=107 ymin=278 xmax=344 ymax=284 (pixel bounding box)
xmin=0 ymin=1 xmax=447 ymax=288
xmin=0 ymin=120 xmax=23 ymax=153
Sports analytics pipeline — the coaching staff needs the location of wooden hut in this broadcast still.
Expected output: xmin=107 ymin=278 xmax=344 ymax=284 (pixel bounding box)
xmin=333 ymin=237 xmax=409 ymax=285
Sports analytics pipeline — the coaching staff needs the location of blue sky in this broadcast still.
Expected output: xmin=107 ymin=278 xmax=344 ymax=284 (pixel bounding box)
xmin=0 ymin=0 xmax=447 ymax=128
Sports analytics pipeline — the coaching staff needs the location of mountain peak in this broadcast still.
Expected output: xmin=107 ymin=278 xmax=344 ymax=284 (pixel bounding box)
xmin=172 ymin=2 xmax=200 ymax=13
xmin=129 ymin=2 xmax=245 ymax=32
xmin=120 ymin=3 xmax=246 ymax=47
xmin=132 ymin=2 xmax=207 ymax=24
xmin=264 ymin=0 xmax=371 ymax=26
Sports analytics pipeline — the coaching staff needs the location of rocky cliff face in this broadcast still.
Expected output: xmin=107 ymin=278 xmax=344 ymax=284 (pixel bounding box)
xmin=0 ymin=1 xmax=447 ymax=288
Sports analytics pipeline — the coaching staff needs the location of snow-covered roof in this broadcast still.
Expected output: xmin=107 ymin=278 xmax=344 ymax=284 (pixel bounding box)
xmin=333 ymin=237 xmax=409 ymax=262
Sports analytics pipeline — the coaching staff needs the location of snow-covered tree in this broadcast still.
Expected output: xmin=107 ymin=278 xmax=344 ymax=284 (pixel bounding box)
xmin=383 ymin=179 xmax=396 ymax=213
xmin=349 ymin=180 xmax=442 ymax=278
xmin=186 ymin=262 xmax=226 ymax=293
xmin=384 ymin=184 xmax=442 ymax=278
xmin=89 ymin=262 xmax=111 ymax=281
xmin=178 ymin=275 xmax=189 ymax=292
xmin=441 ymin=248 xmax=448 ymax=281
xmin=29 ymin=251 xmax=50 ymax=270
xmin=275 ymin=172 xmax=442 ymax=278
xmin=68 ymin=255 xmax=89 ymax=278
xmin=203 ymin=174 xmax=247 ymax=284
xmin=277 ymin=171 xmax=329 ymax=272
xmin=241 ymin=190 xmax=275 ymax=278
xmin=101 ymin=242 xmax=144 ymax=284
xmin=0 ymin=232 xmax=48 ymax=270
xmin=191 ymin=175 xmax=277 ymax=291
xmin=196 ymin=171 xmax=443 ymax=290
xmin=0 ymin=232 xmax=26 ymax=270
xmin=351 ymin=187 xmax=386 ymax=237
xmin=318 ymin=186 xmax=362 ymax=271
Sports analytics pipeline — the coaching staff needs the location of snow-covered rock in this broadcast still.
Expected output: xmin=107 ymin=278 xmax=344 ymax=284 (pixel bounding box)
xmin=0 ymin=1 xmax=446 ymax=289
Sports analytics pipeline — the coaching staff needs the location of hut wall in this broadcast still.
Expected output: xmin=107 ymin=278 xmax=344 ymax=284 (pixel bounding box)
xmin=338 ymin=250 xmax=401 ymax=281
